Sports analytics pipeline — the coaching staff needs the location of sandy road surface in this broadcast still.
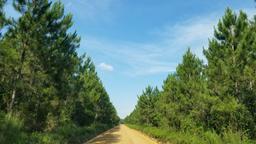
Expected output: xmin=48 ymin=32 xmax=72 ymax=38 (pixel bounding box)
xmin=85 ymin=124 xmax=158 ymax=144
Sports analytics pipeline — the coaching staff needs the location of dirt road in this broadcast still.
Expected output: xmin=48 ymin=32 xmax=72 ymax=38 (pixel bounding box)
xmin=85 ymin=124 xmax=158 ymax=144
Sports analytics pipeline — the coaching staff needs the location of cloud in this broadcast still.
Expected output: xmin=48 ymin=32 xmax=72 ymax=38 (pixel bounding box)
xmin=98 ymin=62 xmax=114 ymax=72
xmin=81 ymin=15 xmax=217 ymax=76
xmin=80 ymin=8 xmax=255 ymax=77
xmin=60 ymin=0 xmax=117 ymax=23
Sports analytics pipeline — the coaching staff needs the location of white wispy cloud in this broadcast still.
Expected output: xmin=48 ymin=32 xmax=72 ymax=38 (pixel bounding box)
xmin=98 ymin=62 xmax=114 ymax=72
xmin=60 ymin=0 xmax=117 ymax=23
xmin=80 ymin=8 xmax=255 ymax=76
xmin=81 ymin=15 xmax=217 ymax=76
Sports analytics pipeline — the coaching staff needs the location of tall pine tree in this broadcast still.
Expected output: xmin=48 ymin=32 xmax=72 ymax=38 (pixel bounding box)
xmin=204 ymin=8 xmax=255 ymax=136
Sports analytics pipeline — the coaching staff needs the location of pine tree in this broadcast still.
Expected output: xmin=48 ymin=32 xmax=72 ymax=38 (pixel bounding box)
xmin=0 ymin=0 xmax=119 ymax=142
xmin=0 ymin=0 xmax=81 ymax=130
xmin=125 ymin=7 xmax=256 ymax=141
xmin=159 ymin=49 xmax=208 ymax=130
xmin=0 ymin=0 xmax=6 ymax=32
xmin=136 ymin=86 xmax=160 ymax=126
xmin=124 ymin=86 xmax=160 ymax=127
xmin=70 ymin=56 xmax=97 ymax=126
xmin=204 ymin=8 xmax=255 ymax=135
xmin=0 ymin=0 xmax=8 ymax=110
xmin=204 ymin=8 xmax=249 ymax=100
xmin=72 ymin=56 xmax=119 ymax=127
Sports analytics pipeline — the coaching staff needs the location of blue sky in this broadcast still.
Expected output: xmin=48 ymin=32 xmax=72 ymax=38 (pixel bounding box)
xmin=5 ymin=0 xmax=256 ymax=118
xmin=61 ymin=0 xmax=255 ymax=119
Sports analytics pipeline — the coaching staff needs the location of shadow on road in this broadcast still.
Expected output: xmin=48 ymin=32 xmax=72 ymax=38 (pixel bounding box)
xmin=86 ymin=126 xmax=121 ymax=144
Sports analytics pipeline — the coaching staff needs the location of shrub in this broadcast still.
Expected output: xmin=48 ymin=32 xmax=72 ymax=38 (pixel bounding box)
xmin=126 ymin=124 xmax=256 ymax=144
xmin=0 ymin=113 xmax=26 ymax=144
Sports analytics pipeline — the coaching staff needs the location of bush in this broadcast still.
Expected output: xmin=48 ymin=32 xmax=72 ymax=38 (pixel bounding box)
xmin=203 ymin=131 xmax=222 ymax=144
xmin=126 ymin=124 xmax=256 ymax=144
xmin=28 ymin=132 xmax=63 ymax=144
xmin=0 ymin=112 xmax=113 ymax=144
xmin=222 ymin=130 xmax=251 ymax=144
xmin=0 ymin=113 xmax=26 ymax=144
xmin=54 ymin=123 xmax=109 ymax=144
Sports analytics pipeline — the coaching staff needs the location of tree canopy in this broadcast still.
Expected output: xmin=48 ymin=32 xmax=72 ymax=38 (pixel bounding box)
xmin=0 ymin=0 xmax=119 ymax=143
xmin=125 ymin=8 xmax=256 ymax=142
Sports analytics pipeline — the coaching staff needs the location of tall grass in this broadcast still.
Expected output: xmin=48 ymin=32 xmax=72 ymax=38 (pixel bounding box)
xmin=0 ymin=113 xmax=26 ymax=144
xmin=27 ymin=123 xmax=109 ymax=144
xmin=0 ymin=112 xmax=111 ymax=144
xmin=126 ymin=124 xmax=255 ymax=144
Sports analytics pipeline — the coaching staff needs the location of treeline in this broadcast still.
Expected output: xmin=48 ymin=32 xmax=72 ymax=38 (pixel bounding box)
xmin=0 ymin=0 xmax=119 ymax=143
xmin=125 ymin=9 xmax=256 ymax=144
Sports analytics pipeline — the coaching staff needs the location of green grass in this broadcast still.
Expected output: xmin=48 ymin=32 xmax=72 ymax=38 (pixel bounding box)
xmin=0 ymin=113 xmax=27 ymax=144
xmin=27 ymin=123 xmax=109 ymax=144
xmin=0 ymin=113 xmax=112 ymax=144
xmin=126 ymin=124 xmax=256 ymax=144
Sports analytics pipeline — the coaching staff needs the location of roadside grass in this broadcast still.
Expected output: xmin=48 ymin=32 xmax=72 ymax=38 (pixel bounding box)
xmin=126 ymin=124 xmax=256 ymax=144
xmin=0 ymin=113 xmax=110 ymax=144
xmin=27 ymin=123 xmax=109 ymax=144
xmin=0 ymin=113 xmax=26 ymax=144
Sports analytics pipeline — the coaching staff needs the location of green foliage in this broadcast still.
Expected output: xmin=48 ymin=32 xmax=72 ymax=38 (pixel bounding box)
xmin=125 ymin=8 xmax=256 ymax=143
xmin=0 ymin=0 xmax=6 ymax=30
xmin=125 ymin=86 xmax=160 ymax=127
xmin=0 ymin=119 xmax=109 ymax=144
xmin=0 ymin=113 xmax=26 ymax=144
xmin=203 ymin=8 xmax=256 ymax=136
xmin=54 ymin=123 xmax=108 ymax=144
xmin=0 ymin=0 xmax=119 ymax=143
xmin=127 ymin=124 xmax=254 ymax=144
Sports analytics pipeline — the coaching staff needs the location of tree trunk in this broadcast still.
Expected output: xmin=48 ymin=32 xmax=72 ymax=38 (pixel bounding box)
xmin=8 ymin=42 xmax=26 ymax=113
xmin=9 ymin=89 xmax=16 ymax=112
